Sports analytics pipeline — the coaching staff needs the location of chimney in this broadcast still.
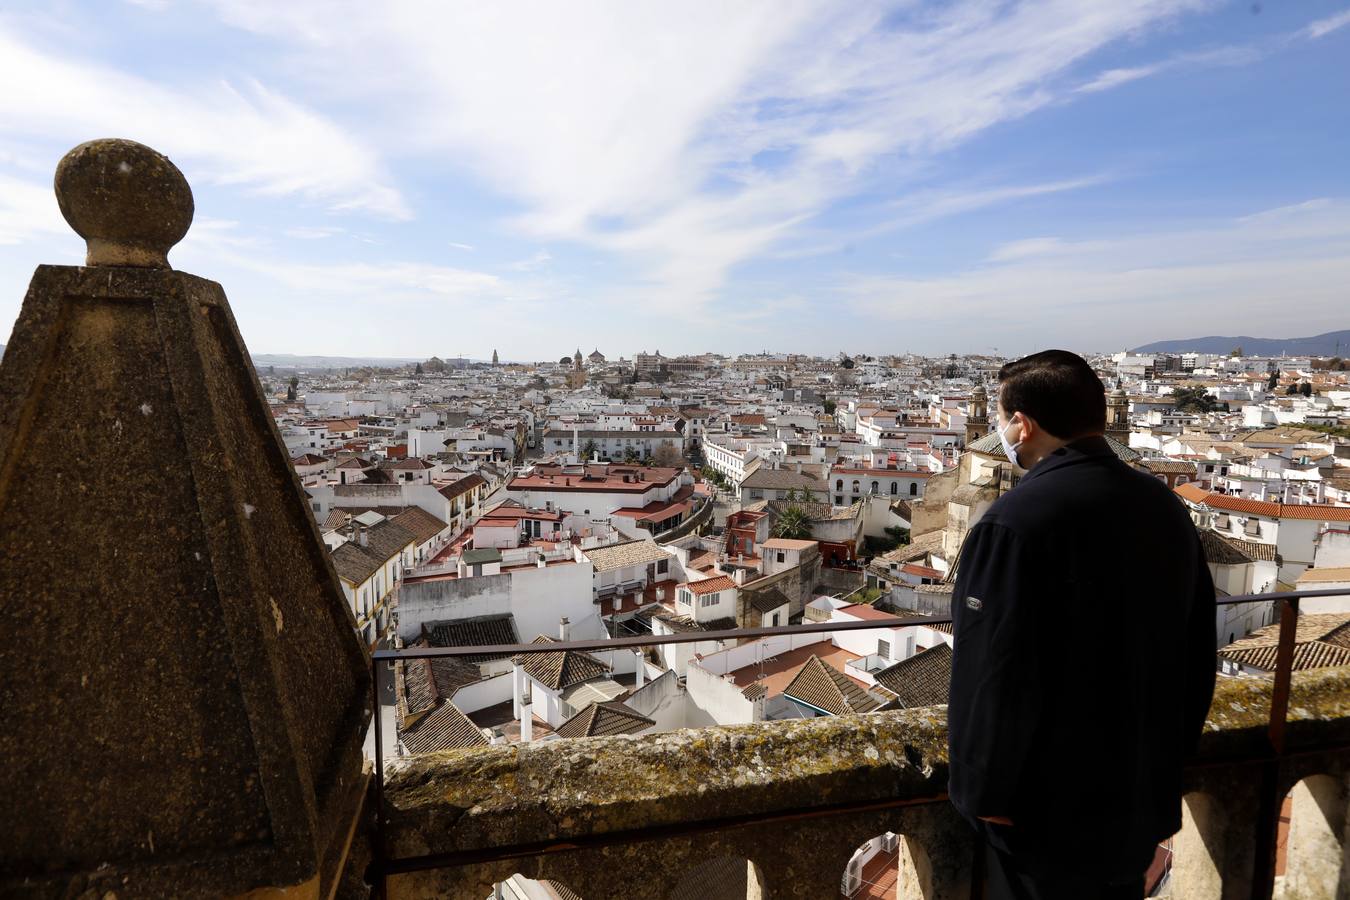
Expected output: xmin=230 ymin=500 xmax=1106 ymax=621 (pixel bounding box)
xmin=634 ymin=650 xmax=645 ymax=688
xmin=358 ymin=525 xmax=368 ymax=547
xmin=521 ymin=701 xmax=533 ymax=743
xmin=612 ymin=596 xmax=621 ymax=612
xmin=559 ymin=616 xmax=571 ymax=641
xmin=794 ymin=461 xmax=802 ymax=474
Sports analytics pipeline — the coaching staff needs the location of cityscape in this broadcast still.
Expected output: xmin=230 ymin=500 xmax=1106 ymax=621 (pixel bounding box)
xmin=2 ymin=1 xmax=1350 ymax=898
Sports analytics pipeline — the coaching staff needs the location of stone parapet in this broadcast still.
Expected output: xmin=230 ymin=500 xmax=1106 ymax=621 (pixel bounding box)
xmin=381 ymin=667 xmax=1350 ymax=899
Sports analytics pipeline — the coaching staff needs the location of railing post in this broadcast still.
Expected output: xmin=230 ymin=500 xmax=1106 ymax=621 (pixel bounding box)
xmin=1250 ymin=594 xmax=1299 ymax=900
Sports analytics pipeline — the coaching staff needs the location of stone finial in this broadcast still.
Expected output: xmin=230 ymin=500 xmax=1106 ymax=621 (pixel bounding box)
xmin=54 ymin=138 xmax=194 ymax=268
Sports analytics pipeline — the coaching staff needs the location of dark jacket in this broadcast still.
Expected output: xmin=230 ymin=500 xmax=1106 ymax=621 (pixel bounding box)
xmin=948 ymin=436 xmax=1216 ymax=877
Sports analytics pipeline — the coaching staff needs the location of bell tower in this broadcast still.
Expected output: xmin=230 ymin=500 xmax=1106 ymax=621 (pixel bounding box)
xmin=966 ymin=382 xmax=989 ymax=446
xmin=1106 ymin=386 xmax=1129 ymax=443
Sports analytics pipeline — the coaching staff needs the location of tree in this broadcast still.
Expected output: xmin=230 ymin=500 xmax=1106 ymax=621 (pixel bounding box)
xmin=1300 ymin=382 xmax=1313 ymax=397
xmin=286 ymin=376 xmax=298 ymax=402
xmin=1171 ymin=386 xmax=1217 ymax=413
xmin=1285 ymin=384 xmax=1300 ymax=395
xmin=652 ymin=443 xmax=683 ymax=467
xmin=622 ymin=446 xmax=640 ymax=464
xmin=1266 ymin=370 xmax=1278 ymax=391
xmin=771 ymin=504 xmax=813 ymax=540
xmin=581 ymin=439 xmax=598 ymax=461
xmin=840 ymin=356 xmax=855 ymax=369
xmin=1230 ymin=346 xmax=1243 ymax=357
xmin=822 ymin=399 xmax=837 ymax=415
xmin=414 ymin=362 xmax=424 ymax=375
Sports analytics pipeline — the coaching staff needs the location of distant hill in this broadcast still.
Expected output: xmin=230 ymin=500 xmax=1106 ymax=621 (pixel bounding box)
xmin=251 ymin=353 xmax=425 ymax=370
xmin=1134 ymin=330 xmax=1350 ymax=357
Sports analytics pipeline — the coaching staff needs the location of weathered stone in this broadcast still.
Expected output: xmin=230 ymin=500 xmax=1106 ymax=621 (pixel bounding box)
xmin=0 ymin=142 xmax=370 ymax=898
xmin=54 ymin=138 xmax=194 ymax=268
xmin=381 ymin=667 xmax=1350 ymax=899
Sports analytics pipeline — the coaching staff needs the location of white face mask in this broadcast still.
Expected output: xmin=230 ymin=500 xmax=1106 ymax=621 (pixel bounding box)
xmin=999 ymin=418 xmax=1024 ymax=469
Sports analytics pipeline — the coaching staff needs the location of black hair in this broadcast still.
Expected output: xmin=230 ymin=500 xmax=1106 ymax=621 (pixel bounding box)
xmin=997 ymin=349 xmax=1106 ymax=440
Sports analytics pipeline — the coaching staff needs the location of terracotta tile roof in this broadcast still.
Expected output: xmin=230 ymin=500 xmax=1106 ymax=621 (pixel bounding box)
xmin=782 ymin=655 xmax=882 ymax=715
xmin=425 ymin=614 xmax=520 ymax=664
xmin=437 ymin=472 xmax=488 ymax=499
xmin=583 ymin=539 xmax=673 ymax=573
xmin=761 ymin=538 xmax=817 ymax=550
xmin=740 ymin=467 xmax=826 ymax=491
xmin=513 ymin=635 xmax=611 ymax=691
xmin=1200 ymin=530 xmax=1282 ymax=566
xmin=1140 ymin=459 xmax=1197 ymax=474
xmin=838 ymin=603 xmax=898 ymax=621
xmin=1219 ymin=613 xmax=1350 ymax=673
xmin=745 ymin=588 xmax=791 ymax=614
xmin=653 ymin=612 xmax=737 ymax=633
xmin=1176 ymin=484 xmax=1350 ymax=521
xmin=401 ymin=701 xmax=490 ymax=755
xmin=766 ymin=499 xmax=863 ymax=521
xmin=874 ymin=644 xmax=952 ymax=708
xmin=330 ymin=520 xmax=416 ymax=585
xmin=687 ymin=575 xmax=736 ymax=595
xmin=390 ymin=506 xmax=449 ymax=545
xmin=554 ymin=701 xmax=655 ymax=738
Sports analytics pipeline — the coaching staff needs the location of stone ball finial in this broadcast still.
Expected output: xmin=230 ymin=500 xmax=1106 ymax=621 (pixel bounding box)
xmin=54 ymin=139 xmax=194 ymax=268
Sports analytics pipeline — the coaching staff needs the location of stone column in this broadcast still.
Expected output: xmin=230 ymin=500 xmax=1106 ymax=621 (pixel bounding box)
xmin=0 ymin=140 xmax=371 ymax=898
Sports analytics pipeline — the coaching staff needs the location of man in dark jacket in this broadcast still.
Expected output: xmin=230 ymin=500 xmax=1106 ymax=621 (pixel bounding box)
xmin=948 ymin=350 xmax=1216 ymax=899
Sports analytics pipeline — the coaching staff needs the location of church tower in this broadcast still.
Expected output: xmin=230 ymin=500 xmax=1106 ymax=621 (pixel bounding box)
xmin=1106 ymin=386 xmax=1129 ymax=443
xmin=966 ymin=382 xmax=989 ymax=447
xmin=492 ymin=348 xmax=499 ymax=366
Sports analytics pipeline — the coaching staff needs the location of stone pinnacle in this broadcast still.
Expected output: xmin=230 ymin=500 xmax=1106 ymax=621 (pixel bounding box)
xmin=54 ymin=138 xmax=194 ymax=269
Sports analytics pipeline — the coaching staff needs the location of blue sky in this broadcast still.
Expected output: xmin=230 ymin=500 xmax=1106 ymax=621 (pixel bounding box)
xmin=1 ymin=1 xmax=1348 ymax=361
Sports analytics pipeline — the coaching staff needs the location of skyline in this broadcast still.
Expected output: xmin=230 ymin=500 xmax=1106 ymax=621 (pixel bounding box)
xmin=1 ymin=1 xmax=1349 ymax=359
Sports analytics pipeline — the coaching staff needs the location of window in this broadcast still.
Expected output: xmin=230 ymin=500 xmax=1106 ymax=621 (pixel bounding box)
xmin=835 ymin=495 xmax=843 ymax=505
xmin=890 ymin=482 xmax=898 ymax=495
xmin=909 ymin=482 xmax=918 ymax=496
xmin=700 ymin=592 xmax=719 ymax=608
xmin=836 ymin=479 xmax=843 ymax=489
xmin=771 ymin=612 xmax=780 ymax=626
xmin=852 ymin=480 xmax=860 ymax=493
xmin=877 ymin=638 xmax=890 ymax=659
xmin=776 ymin=551 xmax=785 ymax=563
xmin=871 ymin=481 xmax=879 ymax=494
xmin=657 ymin=559 xmax=668 ymax=574
xmin=1245 ymin=518 xmax=1261 ymax=536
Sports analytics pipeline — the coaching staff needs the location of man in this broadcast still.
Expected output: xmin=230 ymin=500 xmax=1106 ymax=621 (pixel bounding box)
xmin=948 ymin=350 xmax=1216 ymax=899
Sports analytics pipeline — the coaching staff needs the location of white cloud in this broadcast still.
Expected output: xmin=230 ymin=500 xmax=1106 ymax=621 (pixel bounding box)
xmin=1076 ymin=64 xmax=1166 ymax=93
xmin=845 ymin=199 xmax=1350 ymax=346
xmin=0 ymin=173 xmax=66 ymax=245
xmin=448 ymin=242 xmax=475 ymax=252
xmin=507 ymin=249 xmax=552 ymax=272
xmin=200 ymin=0 xmax=1212 ymax=307
xmin=1305 ymin=8 xmax=1350 ymax=39
xmin=0 ymin=25 xmax=409 ymax=220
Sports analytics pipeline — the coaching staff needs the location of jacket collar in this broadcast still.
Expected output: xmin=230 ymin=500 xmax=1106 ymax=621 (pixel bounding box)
xmin=1018 ymin=434 xmax=1115 ymax=483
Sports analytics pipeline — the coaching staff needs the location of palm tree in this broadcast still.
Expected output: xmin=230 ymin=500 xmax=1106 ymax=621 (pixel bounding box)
xmin=772 ymin=504 xmax=813 ymax=540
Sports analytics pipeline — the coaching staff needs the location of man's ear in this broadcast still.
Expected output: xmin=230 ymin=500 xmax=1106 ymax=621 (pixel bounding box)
xmin=1014 ymin=411 xmax=1036 ymax=442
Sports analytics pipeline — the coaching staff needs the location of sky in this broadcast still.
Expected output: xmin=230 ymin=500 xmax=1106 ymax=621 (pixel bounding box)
xmin=0 ymin=1 xmax=1348 ymax=362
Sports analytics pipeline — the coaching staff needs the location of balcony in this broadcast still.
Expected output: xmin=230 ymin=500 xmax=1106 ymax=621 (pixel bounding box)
xmin=372 ymin=661 xmax=1350 ymax=899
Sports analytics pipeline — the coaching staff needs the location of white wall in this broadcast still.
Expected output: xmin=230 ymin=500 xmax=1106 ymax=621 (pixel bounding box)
xmin=397 ymin=559 xmax=595 ymax=645
xmin=686 ymin=661 xmax=759 ymax=725
xmin=450 ymin=670 xmax=513 ymax=715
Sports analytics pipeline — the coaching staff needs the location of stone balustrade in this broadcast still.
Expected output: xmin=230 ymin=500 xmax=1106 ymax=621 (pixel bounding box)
xmin=377 ymin=666 xmax=1350 ymax=899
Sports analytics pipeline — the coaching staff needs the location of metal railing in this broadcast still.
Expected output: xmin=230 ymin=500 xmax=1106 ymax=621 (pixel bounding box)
xmin=368 ymin=587 xmax=1350 ymax=899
